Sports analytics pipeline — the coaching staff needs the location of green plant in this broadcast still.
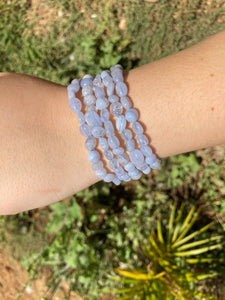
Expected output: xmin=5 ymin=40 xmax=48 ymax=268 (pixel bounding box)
xmin=108 ymin=202 xmax=225 ymax=300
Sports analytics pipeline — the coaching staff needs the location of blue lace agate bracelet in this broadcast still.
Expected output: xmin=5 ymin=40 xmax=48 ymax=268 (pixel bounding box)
xmin=67 ymin=64 xmax=161 ymax=184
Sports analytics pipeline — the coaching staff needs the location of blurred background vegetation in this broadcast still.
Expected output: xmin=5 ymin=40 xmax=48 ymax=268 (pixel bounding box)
xmin=0 ymin=0 xmax=225 ymax=299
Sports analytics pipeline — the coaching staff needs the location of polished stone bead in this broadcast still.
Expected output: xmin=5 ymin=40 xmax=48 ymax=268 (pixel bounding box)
xmin=137 ymin=134 xmax=148 ymax=145
xmin=114 ymin=166 xmax=125 ymax=176
xmin=107 ymin=83 xmax=114 ymax=96
xmin=79 ymin=124 xmax=91 ymax=137
xmin=68 ymin=90 xmax=75 ymax=99
xmin=108 ymin=136 xmax=119 ymax=149
xmin=120 ymin=173 xmax=131 ymax=182
xmin=150 ymin=159 xmax=161 ymax=169
xmin=77 ymin=111 xmax=85 ymax=125
xmin=71 ymin=79 xmax=80 ymax=90
xmin=110 ymin=102 xmax=123 ymax=116
xmin=96 ymin=97 xmax=109 ymax=109
xmin=126 ymin=139 xmax=135 ymax=152
xmin=93 ymin=75 xmax=104 ymax=88
xmin=105 ymin=121 xmax=114 ymax=136
xmin=92 ymin=160 xmax=103 ymax=171
xmin=83 ymin=94 xmax=96 ymax=106
xmin=132 ymin=122 xmax=143 ymax=135
xmin=124 ymin=162 xmax=136 ymax=172
xmin=104 ymin=173 xmax=115 ymax=182
xmin=140 ymin=145 xmax=153 ymax=157
xmin=91 ymin=126 xmax=105 ymax=138
xmin=85 ymin=137 xmax=97 ymax=151
xmin=88 ymin=150 xmax=100 ymax=163
xmin=116 ymin=115 xmax=126 ymax=131
xmin=116 ymin=82 xmax=127 ymax=97
xmin=93 ymin=86 xmax=105 ymax=98
xmin=67 ymin=83 xmax=79 ymax=93
xmin=99 ymin=137 xmax=109 ymax=150
xmin=85 ymin=111 xmax=102 ymax=127
xmin=83 ymin=74 xmax=93 ymax=80
xmin=143 ymin=166 xmax=151 ymax=174
xmin=110 ymin=64 xmax=123 ymax=72
xmin=113 ymin=147 xmax=124 ymax=155
xmin=130 ymin=149 xmax=144 ymax=165
xmin=112 ymin=68 xmax=123 ymax=83
xmin=102 ymin=75 xmax=113 ymax=87
xmin=80 ymin=78 xmax=93 ymax=88
xmin=121 ymin=129 xmax=132 ymax=141
xmin=118 ymin=153 xmax=129 ymax=165
xmin=129 ymin=170 xmax=142 ymax=180
xmin=87 ymin=104 xmax=97 ymax=112
xmin=82 ymin=85 xmax=93 ymax=96
xmin=108 ymin=95 xmax=119 ymax=103
xmin=145 ymin=154 xmax=157 ymax=165
xmin=125 ymin=108 xmax=138 ymax=123
xmin=96 ymin=168 xmax=107 ymax=179
xmin=113 ymin=177 xmax=121 ymax=185
xmin=104 ymin=150 xmax=114 ymax=160
xmin=69 ymin=97 xmax=82 ymax=113
xmin=137 ymin=163 xmax=148 ymax=171
xmin=101 ymin=70 xmax=110 ymax=78
xmin=121 ymin=96 xmax=132 ymax=110
xmin=101 ymin=109 xmax=109 ymax=122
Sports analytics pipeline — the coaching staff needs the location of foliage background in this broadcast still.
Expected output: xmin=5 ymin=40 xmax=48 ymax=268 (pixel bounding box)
xmin=0 ymin=0 xmax=225 ymax=299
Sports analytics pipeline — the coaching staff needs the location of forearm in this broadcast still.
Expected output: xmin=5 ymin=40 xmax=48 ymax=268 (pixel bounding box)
xmin=0 ymin=30 xmax=225 ymax=214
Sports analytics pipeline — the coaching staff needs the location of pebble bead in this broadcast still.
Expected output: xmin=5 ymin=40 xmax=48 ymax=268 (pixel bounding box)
xmin=116 ymin=81 xmax=127 ymax=97
xmin=80 ymin=78 xmax=93 ymax=88
xmin=124 ymin=162 xmax=136 ymax=172
xmin=92 ymin=160 xmax=103 ymax=171
xmin=92 ymin=126 xmax=105 ymax=138
xmin=125 ymin=108 xmax=138 ymax=123
xmin=69 ymin=97 xmax=82 ymax=113
xmin=118 ymin=153 xmax=129 ymax=165
xmin=99 ymin=137 xmax=109 ymax=150
xmin=140 ymin=145 xmax=153 ymax=157
xmin=96 ymin=168 xmax=107 ymax=179
xmin=107 ymin=83 xmax=114 ymax=96
xmin=88 ymin=150 xmax=100 ymax=163
xmin=93 ymin=75 xmax=104 ymax=88
xmin=96 ymin=97 xmax=109 ymax=109
xmin=102 ymin=76 xmax=113 ymax=87
xmin=112 ymin=69 xmax=123 ymax=83
xmin=83 ymin=74 xmax=93 ymax=80
xmin=108 ymin=136 xmax=120 ymax=149
xmin=114 ymin=166 xmax=125 ymax=176
xmin=121 ymin=96 xmax=132 ymax=110
xmin=109 ymin=159 xmax=119 ymax=170
xmin=77 ymin=111 xmax=85 ymax=125
xmin=145 ymin=154 xmax=157 ymax=165
xmin=80 ymin=124 xmax=91 ymax=137
xmin=82 ymin=85 xmax=93 ymax=96
xmin=71 ymin=79 xmax=80 ymax=90
xmin=104 ymin=150 xmax=114 ymax=160
xmin=85 ymin=111 xmax=102 ymax=127
xmin=93 ymin=86 xmax=105 ymax=98
xmin=132 ymin=122 xmax=143 ymax=135
xmin=104 ymin=173 xmax=116 ymax=182
xmin=101 ymin=109 xmax=109 ymax=122
xmin=67 ymin=83 xmax=79 ymax=93
xmin=87 ymin=104 xmax=97 ymax=112
xmin=120 ymin=173 xmax=131 ymax=182
xmin=101 ymin=70 xmax=110 ymax=78
xmin=105 ymin=121 xmax=114 ymax=136
xmin=126 ymin=139 xmax=135 ymax=152
xmin=83 ymin=94 xmax=96 ymax=106
xmin=121 ymin=129 xmax=132 ymax=141
xmin=143 ymin=166 xmax=151 ymax=174
xmin=113 ymin=177 xmax=121 ymax=185
xmin=116 ymin=115 xmax=126 ymax=131
xmin=113 ymin=147 xmax=124 ymax=155
xmin=129 ymin=170 xmax=142 ymax=180
xmin=108 ymin=95 xmax=119 ymax=103
xmin=110 ymin=102 xmax=123 ymax=116
xmin=137 ymin=134 xmax=148 ymax=146
xmin=110 ymin=64 xmax=123 ymax=72
xmin=150 ymin=159 xmax=161 ymax=169
xmin=130 ymin=150 xmax=144 ymax=165
xmin=85 ymin=137 xmax=97 ymax=151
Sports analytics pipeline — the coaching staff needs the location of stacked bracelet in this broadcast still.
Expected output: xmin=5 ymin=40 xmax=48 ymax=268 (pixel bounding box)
xmin=67 ymin=64 xmax=161 ymax=185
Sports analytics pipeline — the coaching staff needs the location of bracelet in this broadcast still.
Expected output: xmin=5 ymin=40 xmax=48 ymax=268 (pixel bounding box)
xmin=67 ymin=64 xmax=161 ymax=185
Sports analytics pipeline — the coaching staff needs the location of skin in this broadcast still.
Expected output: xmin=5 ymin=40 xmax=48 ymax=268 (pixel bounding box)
xmin=0 ymin=29 xmax=225 ymax=215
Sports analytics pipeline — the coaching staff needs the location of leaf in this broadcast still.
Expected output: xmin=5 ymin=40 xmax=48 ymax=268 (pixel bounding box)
xmin=176 ymin=235 xmax=223 ymax=251
xmin=174 ymin=243 xmax=222 ymax=256
xmin=186 ymin=257 xmax=225 ymax=264
xmin=114 ymin=269 xmax=154 ymax=280
xmin=167 ymin=202 xmax=177 ymax=242
xmin=157 ymin=218 xmax=164 ymax=245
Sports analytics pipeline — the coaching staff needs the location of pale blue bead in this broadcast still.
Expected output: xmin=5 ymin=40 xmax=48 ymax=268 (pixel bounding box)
xmin=101 ymin=70 xmax=110 ymax=78
xmin=125 ymin=108 xmax=138 ymax=123
xmin=108 ymin=95 xmax=119 ymax=103
xmin=137 ymin=134 xmax=148 ymax=145
xmin=88 ymin=150 xmax=100 ymax=163
xmin=99 ymin=137 xmax=109 ymax=150
xmin=143 ymin=166 xmax=151 ymax=174
xmin=130 ymin=150 xmax=144 ymax=165
xmin=93 ymin=75 xmax=104 ymax=88
xmin=105 ymin=121 xmax=114 ymax=136
xmin=136 ymin=163 xmax=148 ymax=171
xmin=82 ymin=85 xmax=93 ymax=96
xmin=101 ymin=109 xmax=109 ymax=122
xmin=92 ymin=126 xmax=105 ymax=138
xmin=104 ymin=173 xmax=116 ymax=183
xmin=80 ymin=78 xmax=93 ymax=88
xmin=116 ymin=82 xmax=127 ymax=97
xmin=113 ymin=177 xmax=121 ymax=185
xmin=121 ymin=129 xmax=132 ymax=141
xmin=128 ymin=168 xmax=139 ymax=177
xmin=85 ymin=111 xmax=102 ymax=127
xmin=83 ymin=94 xmax=96 ymax=106
xmin=77 ymin=111 xmax=85 ymax=124
xmin=126 ymin=139 xmax=135 ymax=152
xmin=129 ymin=170 xmax=142 ymax=180
xmin=120 ymin=173 xmax=131 ymax=182
xmin=150 ymin=159 xmax=161 ymax=169
xmin=116 ymin=115 xmax=126 ymax=131
xmin=118 ymin=153 xmax=129 ymax=165
xmin=69 ymin=97 xmax=82 ymax=113
xmin=87 ymin=104 xmax=97 ymax=112
xmin=108 ymin=136 xmax=120 ymax=149
xmin=132 ymin=122 xmax=143 ymax=135
xmin=140 ymin=145 xmax=153 ymax=157
xmin=121 ymin=96 xmax=132 ymax=110
xmin=104 ymin=150 xmax=114 ymax=160
xmin=68 ymin=90 xmax=75 ymax=99
xmin=112 ymin=70 xmax=123 ymax=83
xmin=124 ymin=162 xmax=136 ymax=172
xmin=113 ymin=147 xmax=124 ymax=155
xmin=96 ymin=97 xmax=109 ymax=109
xmin=107 ymin=83 xmax=114 ymax=96
xmin=110 ymin=102 xmax=123 ymax=116
xmin=83 ymin=74 xmax=93 ymax=80
xmin=92 ymin=160 xmax=103 ymax=171
xmin=96 ymin=168 xmax=107 ymax=179
xmin=109 ymin=159 xmax=119 ymax=170
xmin=145 ymin=154 xmax=157 ymax=165
xmin=85 ymin=137 xmax=96 ymax=151
xmin=80 ymin=124 xmax=91 ymax=137
xmin=67 ymin=83 xmax=79 ymax=93
xmin=114 ymin=166 xmax=125 ymax=176
xmin=110 ymin=64 xmax=123 ymax=72
xmin=94 ymin=86 xmax=105 ymax=98
xmin=102 ymin=76 xmax=113 ymax=87
xmin=71 ymin=79 xmax=80 ymax=90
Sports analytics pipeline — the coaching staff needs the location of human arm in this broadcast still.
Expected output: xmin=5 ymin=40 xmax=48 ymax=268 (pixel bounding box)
xmin=0 ymin=29 xmax=225 ymax=214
